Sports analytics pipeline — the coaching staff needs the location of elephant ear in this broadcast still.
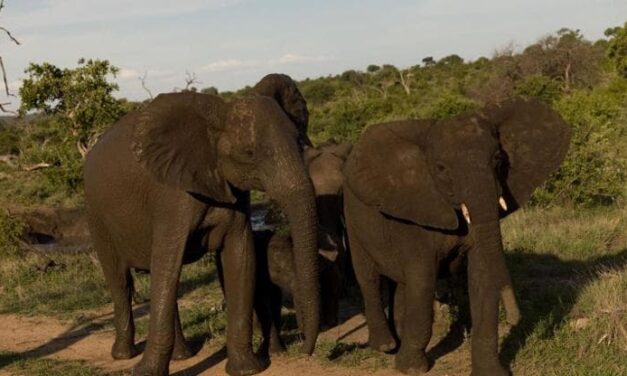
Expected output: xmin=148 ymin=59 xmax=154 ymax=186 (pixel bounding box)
xmin=253 ymin=73 xmax=311 ymax=146
xmin=132 ymin=92 xmax=236 ymax=203
xmin=344 ymin=121 xmax=458 ymax=230
xmin=486 ymin=98 xmax=571 ymax=212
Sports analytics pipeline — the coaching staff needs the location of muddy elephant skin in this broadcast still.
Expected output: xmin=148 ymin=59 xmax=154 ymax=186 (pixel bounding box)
xmin=343 ymin=98 xmax=570 ymax=375
xmin=84 ymin=74 xmax=320 ymax=376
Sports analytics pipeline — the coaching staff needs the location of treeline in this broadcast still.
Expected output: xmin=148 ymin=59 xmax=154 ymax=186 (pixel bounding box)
xmin=0 ymin=24 xmax=625 ymax=209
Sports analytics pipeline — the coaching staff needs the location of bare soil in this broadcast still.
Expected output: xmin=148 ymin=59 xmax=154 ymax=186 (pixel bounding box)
xmin=0 ymin=303 xmax=477 ymax=376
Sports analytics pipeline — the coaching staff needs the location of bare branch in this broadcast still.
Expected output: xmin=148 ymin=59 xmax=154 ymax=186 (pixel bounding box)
xmin=0 ymin=101 xmax=15 ymax=114
xmin=0 ymin=26 xmax=20 ymax=45
xmin=139 ymin=71 xmax=154 ymax=100
xmin=0 ymin=1 xmax=20 ymax=112
xmin=23 ymin=162 xmax=52 ymax=172
xmin=184 ymin=70 xmax=200 ymax=91
xmin=0 ymin=56 xmax=11 ymax=96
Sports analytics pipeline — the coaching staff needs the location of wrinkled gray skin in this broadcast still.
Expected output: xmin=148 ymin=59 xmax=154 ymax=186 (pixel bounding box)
xmin=343 ymin=98 xmax=570 ymax=375
xmin=84 ymin=74 xmax=320 ymax=376
xmin=254 ymin=140 xmax=353 ymax=353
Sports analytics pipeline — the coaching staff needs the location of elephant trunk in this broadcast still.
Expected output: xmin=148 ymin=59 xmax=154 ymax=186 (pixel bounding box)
xmin=463 ymin=175 xmax=520 ymax=327
xmin=266 ymin=165 xmax=320 ymax=355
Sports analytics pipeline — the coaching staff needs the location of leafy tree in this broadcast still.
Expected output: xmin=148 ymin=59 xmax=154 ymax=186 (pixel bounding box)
xmin=422 ymin=56 xmax=435 ymax=66
xmin=426 ymin=92 xmax=478 ymax=120
xmin=367 ymin=64 xmax=381 ymax=73
xmin=301 ymin=80 xmax=335 ymax=104
xmin=519 ymin=28 xmax=602 ymax=91
xmin=535 ymin=89 xmax=626 ymax=206
xmin=514 ymin=74 xmax=563 ymax=104
xmin=18 ymin=58 xmax=124 ymax=156
xmin=606 ymin=22 xmax=627 ymax=78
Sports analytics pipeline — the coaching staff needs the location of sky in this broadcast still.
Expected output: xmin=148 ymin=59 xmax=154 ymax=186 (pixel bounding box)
xmin=1 ymin=0 xmax=625 ymax=110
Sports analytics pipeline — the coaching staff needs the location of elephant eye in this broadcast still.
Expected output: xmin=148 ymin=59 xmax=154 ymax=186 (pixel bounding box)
xmin=435 ymin=161 xmax=447 ymax=173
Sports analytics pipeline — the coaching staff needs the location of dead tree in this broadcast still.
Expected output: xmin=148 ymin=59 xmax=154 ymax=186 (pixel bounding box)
xmin=0 ymin=0 xmax=20 ymax=113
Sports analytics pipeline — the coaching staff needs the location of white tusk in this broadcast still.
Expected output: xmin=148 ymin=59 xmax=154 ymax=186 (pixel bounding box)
xmin=499 ymin=197 xmax=508 ymax=211
xmin=461 ymin=203 xmax=471 ymax=225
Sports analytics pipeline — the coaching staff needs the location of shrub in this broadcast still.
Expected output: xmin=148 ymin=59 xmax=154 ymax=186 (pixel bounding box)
xmin=533 ymin=87 xmax=626 ymax=206
xmin=426 ymin=92 xmax=478 ymax=120
xmin=514 ymin=74 xmax=563 ymax=104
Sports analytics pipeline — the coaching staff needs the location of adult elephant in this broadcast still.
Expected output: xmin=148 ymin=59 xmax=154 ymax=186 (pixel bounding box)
xmin=342 ymin=98 xmax=570 ymax=375
xmin=84 ymin=74 xmax=320 ymax=376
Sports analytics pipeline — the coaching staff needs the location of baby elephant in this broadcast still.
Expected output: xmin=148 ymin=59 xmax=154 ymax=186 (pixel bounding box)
xmin=254 ymin=229 xmax=341 ymax=353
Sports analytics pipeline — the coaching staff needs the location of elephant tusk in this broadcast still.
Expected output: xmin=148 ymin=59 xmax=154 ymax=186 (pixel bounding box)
xmin=461 ymin=203 xmax=471 ymax=225
xmin=499 ymin=197 xmax=508 ymax=211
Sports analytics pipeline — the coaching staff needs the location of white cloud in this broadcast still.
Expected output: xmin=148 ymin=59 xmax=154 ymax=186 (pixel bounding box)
xmin=275 ymin=53 xmax=333 ymax=65
xmin=200 ymin=54 xmax=334 ymax=74
xmin=201 ymin=59 xmax=261 ymax=73
xmin=118 ymin=68 xmax=140 ymax=79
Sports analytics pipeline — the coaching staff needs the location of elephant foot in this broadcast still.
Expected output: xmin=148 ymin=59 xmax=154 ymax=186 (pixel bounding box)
xmin=111 ymin=340 xmax=139 ymax=360
xmin=471 ymin=363 xmax=510 ymax=376
xmin=395 ymin=349 xmax=430 ymax=374
xmin=225 ymin=350 xmax=269 ymax=376
xmin=368 ymin=326 xmax=397 ymax=353
xmin=172 ymin=339 xmax=196 ymax=360
xmin=132 ymin=356 xmax=169 ymax=376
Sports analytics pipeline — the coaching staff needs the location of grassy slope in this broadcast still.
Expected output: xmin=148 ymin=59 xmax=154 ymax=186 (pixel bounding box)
xmin=1 ymin=206 xmax=625 ymax=375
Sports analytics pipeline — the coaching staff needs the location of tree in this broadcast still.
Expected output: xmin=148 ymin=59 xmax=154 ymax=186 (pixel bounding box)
xmin=422 ymin=56 xmax=436 ymax=67
xmin=0 ymin=0 xmax=20 ymax=113
xmin=605 ymin=22 xmax=627 ymax=78
xmin=18 ymin=59 xmax=124 ymax=157
xmin=367 ymin=64 xmax=381 ymax=73
xmin=519 ymin=28 xmax=602 ymax=92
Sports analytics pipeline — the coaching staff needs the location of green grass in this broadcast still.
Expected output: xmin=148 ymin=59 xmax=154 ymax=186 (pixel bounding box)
xmin=0 ymin=352 xmax=113 ymax=376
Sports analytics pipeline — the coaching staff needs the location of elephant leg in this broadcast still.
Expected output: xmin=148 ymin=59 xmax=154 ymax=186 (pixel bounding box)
xmin=321 ymin=264 xmax=340 ymax=329
xmin=267 ymin=284 xmax=285 ymax=354
xmin=392 ymin=283 xmax=404 ymax=340
xmin=468 ymin=252 xmax=508 ymax=376
xmin=223 ymin=224 xmax=268 ymax=376
xmin=93 ymin=236 xmax=138 ymax=360
xmin=255 ymin=281 xmax=285 ymax=356
xmin=349 ymin=236 xmax=396 ymax=353
xmin=172 ymin=301 xmax=195 ymax=360
xmin=395 ymin=257 xmax=437 ymax=374
xmin=133 ymin=242 xmax=185 ymax=376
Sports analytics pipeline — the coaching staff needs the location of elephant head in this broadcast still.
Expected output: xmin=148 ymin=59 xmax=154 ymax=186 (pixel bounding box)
xmin=304 ymin=139 xmax=352 ymax=257
xmin=253 ymin=73 xmax=311 ymax=148
xmin=345 ymin=98 xmax=570 ymax=326
xmin=132 ymin=75 xmax=320 ymax=354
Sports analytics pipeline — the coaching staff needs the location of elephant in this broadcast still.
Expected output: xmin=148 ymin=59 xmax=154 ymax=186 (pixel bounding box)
xmin=253 ymin=229 xmax=341 ymax=353
xmin=342 ymin=98 xmax=571 ymax=375
xmin=254 ymin=139 xmax=353 ymax=353
xmin=84 ymin=73 xmax=320 ymax=376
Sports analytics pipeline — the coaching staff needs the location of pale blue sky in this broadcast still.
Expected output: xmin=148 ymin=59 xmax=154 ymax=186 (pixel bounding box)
xmin=1 ymin=0 xmax=625 ymax=110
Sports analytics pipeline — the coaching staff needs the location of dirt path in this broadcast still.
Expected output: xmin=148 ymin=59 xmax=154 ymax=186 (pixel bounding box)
xmin=0 ymin=308 xmax=472 ymax=376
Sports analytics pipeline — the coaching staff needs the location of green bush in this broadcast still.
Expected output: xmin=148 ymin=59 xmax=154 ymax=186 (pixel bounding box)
xmin=426 ymin=92 xmax=478 ymax=120
xmin=514 ymin=74 xmax=563 ymax=104
xmin=533 ymin=86 xmax=626 ymax=206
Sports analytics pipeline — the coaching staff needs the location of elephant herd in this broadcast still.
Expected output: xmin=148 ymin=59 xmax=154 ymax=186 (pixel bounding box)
xmin=83 ymin=73 xmax=571 ymax=376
